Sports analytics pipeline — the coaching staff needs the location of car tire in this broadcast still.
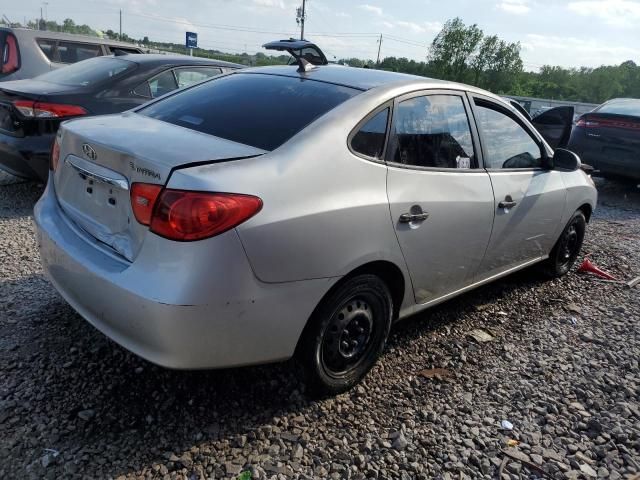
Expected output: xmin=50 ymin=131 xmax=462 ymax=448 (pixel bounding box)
xmin=542 ymin=210 xmax=586 ymax=278
xmin=297 ymin=274 xmax=393 ymax=397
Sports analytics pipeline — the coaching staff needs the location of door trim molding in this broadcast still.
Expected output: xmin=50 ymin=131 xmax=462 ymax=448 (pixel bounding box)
xmin=396 ymin=255 xmax=546 ymax=321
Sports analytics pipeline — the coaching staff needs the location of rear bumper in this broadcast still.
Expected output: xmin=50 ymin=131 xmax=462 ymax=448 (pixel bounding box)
xmin=34 ymin=180 xmax=334 ymax=369
xmin=0 ymin=131 xmax=53 ymax=180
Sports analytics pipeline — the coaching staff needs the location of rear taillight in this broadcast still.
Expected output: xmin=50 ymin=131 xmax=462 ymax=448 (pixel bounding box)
xmin=50 ymin=133 xmax=61 ymax=171
xmin=1 ymin=34 xmax=19 ymax=74
xmin=144 ymin=189 xmax=262 ymax=241
xmin=13 ymin=100 xmax=87 ymax=118
xmin=576 ymin=116 xmax=640 ymax=131
xmin=131 ymin=183 xmax=163 ymax=226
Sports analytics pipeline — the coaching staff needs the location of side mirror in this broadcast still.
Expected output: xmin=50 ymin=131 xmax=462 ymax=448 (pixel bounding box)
xmin=552 ymin=148 xmax=581 ymax=171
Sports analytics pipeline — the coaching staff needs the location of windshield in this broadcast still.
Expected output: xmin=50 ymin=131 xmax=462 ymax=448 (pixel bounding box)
xmin=139 ymin=73 xmax=361 ymax=151
xmin=36 ymin=57 xmax=135 ymax=87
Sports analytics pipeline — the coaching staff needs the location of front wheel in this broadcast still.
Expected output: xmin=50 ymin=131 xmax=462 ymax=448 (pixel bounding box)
xmin=542 ymin=210 xmax=586 ymax=277
xmin=297 ymin=274 xmax=393 ymax=397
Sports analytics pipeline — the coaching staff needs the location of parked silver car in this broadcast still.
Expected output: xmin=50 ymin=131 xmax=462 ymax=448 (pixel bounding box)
xmin=1 ymin=28 xmax=144 ymax=81
xmin=35 ymin=65 xmax=597 ymax=395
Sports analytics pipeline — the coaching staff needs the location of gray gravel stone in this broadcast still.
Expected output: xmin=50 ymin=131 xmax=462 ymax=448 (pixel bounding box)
xmin=1 ymin=178 xmax=639 ymax=479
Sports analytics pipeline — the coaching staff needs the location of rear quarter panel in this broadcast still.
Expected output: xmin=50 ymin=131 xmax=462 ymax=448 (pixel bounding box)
xmin=167 ymin=89 xmax=411 ymax=288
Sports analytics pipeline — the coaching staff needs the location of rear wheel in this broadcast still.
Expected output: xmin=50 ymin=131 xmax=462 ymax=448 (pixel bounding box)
xmin=542 ymin=210 xmax=586 ymax=277
xmin=298 ymin=274 xmax=392 ymax=397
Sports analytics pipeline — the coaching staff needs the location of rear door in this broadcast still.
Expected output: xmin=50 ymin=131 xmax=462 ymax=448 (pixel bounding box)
xmin=531 ymin=106 xmax=574 ymax=148
xmin=385 ymin=90 xmax=495 ymax=304
xmin=470 ymin=95 xmax=566 ymax=280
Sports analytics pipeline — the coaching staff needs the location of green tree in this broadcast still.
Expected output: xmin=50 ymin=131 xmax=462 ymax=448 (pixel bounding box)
xmin=428 ymin=17 xmax=483 ymax=82
xmin=427 ymin=17 xmax=523 ymax=93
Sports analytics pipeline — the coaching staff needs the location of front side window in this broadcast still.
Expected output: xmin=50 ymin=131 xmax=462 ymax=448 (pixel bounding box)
xmin=475 ymin=101 xmax=542 ymax=169
xmin=174 ymin=67 xmax=222 ymax=88
xmin=390 ymin=94 xmax=475 ymax=169
xmin=351 ymin=108 xmax=389 ymax=159
xmin=140 ymin=73 xmax=360 ymax=151
xmin=148 ymin=70 xmax=178 ymax=98
xmin=56 ymin=41 xmax=101 ymax=63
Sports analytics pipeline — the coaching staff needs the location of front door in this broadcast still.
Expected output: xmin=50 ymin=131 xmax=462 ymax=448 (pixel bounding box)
xmin=386 ymin=92 xmax=495 ymax=304
xmin=531 ymin=106 xmax=575 ymax=149
xmin=470 ymin=96 xmax=567 ymax=280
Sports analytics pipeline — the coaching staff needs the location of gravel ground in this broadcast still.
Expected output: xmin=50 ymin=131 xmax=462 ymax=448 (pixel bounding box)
xmin=0 ymin=176 xmax=639 ymax=480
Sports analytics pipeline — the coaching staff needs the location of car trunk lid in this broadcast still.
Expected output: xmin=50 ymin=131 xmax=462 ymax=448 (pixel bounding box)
xmin=578 ymin=112 xmax=640 ymax=164
xmin=0 ymin=83 xmax=42 ymax=136
xmin=0 ymin=81 xmax=88 ymax=136
xmin=53 ymin=112 xmax=266 ymax=261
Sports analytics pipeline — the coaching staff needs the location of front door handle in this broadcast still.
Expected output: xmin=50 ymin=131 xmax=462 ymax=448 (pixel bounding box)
xmin=498 ymin=195 xmax=517 ymax=209
xmin=399 ymin=212 xmax=429 ymax=223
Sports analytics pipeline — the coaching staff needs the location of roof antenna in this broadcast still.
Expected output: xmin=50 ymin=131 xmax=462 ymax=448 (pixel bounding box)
xmin=297 ymin=56 xmax=316 ymax=73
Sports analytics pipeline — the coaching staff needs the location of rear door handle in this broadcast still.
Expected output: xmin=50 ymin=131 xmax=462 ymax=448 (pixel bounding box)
xmin=399 ymin=212 xmax=429 ymax=223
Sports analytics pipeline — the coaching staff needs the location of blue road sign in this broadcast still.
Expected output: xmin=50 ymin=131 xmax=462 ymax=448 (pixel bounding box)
xmin=186 ymin=32 xmax=198 ymax=49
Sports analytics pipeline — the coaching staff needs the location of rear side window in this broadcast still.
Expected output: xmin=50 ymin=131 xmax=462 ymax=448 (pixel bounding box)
xmin=390 ymin=95 xmax=475 ymax=169
xmin=140 ymin=73 xmax=361 ymax=151
xmin=174 ymin=67 xmax=222 ymax=88
xmin=107 ymin=46 xmax=141 ymax=55
xmin=351 ymin=108 xmax=389 ymax=159
xmin=56 ymin=41 xmax=101 ymax=63
xmin=36 ymin=39 xmax=56 ymax=61
xmin=35 ymin=57 xmax=135 ymax=86
xmin=597 ymin=99 xmax=640 ymax=116
xmin=1 ymin=32 xmax=20 ymax=75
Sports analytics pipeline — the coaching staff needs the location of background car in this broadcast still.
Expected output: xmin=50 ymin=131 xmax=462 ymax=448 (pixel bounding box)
xmin=35 ymin=65 xmax=596 ymax=396
xmin=0 ymin=54 xmax=242 ymax=180
xmin=0 ymin=27 xmax=145 ymax=82
xmin=568 ymin=98 xmax=640 ymax=181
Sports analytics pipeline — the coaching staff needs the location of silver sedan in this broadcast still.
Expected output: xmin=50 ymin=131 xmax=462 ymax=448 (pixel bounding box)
xmin=34 ymin=65 xmax=597 ymax=395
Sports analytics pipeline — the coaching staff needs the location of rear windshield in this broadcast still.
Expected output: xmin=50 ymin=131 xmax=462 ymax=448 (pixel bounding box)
xmin=35 ymin=57 xmax=135 ymax=87
xmin=596 ymin=99 xmax=640 ymax=116
xmin=139 ymin=73 xmax=361 ymax=151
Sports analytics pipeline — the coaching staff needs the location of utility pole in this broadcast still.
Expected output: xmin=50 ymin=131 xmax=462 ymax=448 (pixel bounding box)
xmin=376 ymin=34 xmax=383 ymax=66
xmin=119 ymin=9 xmax=122 ymax=41
xmin=296 ymin=0 xmax=306 ymax=40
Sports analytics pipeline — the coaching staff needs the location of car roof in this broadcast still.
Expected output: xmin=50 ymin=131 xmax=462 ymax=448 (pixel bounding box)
xmin=0 ymin=27 xmax=142 ymax=48
xmin=238 ymin=64 xmax=502 ymax=100
xmin=114 ymin=53 xmax=243 ymax=69
xmin=241 ymin=64 xmax=449 ymax=90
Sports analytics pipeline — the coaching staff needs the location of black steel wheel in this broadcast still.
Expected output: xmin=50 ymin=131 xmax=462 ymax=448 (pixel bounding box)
xmin=298 ymin=274 xmax=393 ymax=397
xmin=542 ymin=210 xmax=586 ymax=278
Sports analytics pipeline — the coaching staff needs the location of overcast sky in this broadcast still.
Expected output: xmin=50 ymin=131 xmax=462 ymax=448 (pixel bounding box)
xmin=6 ymin=0 xmax=640 ymax=70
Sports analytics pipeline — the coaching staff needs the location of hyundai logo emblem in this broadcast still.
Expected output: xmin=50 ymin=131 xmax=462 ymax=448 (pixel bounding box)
xmin=82 ymin=144 xmax=97 ymax=161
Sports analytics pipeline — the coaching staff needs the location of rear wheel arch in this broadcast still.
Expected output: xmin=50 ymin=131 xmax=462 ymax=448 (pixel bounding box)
xmin=578 ymin=203 xmax=592 ymax=223
xmin=343 ymin=261 xmax=406 ymax=320
xmin=295 ymin=260 xmax=406 ymax=355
